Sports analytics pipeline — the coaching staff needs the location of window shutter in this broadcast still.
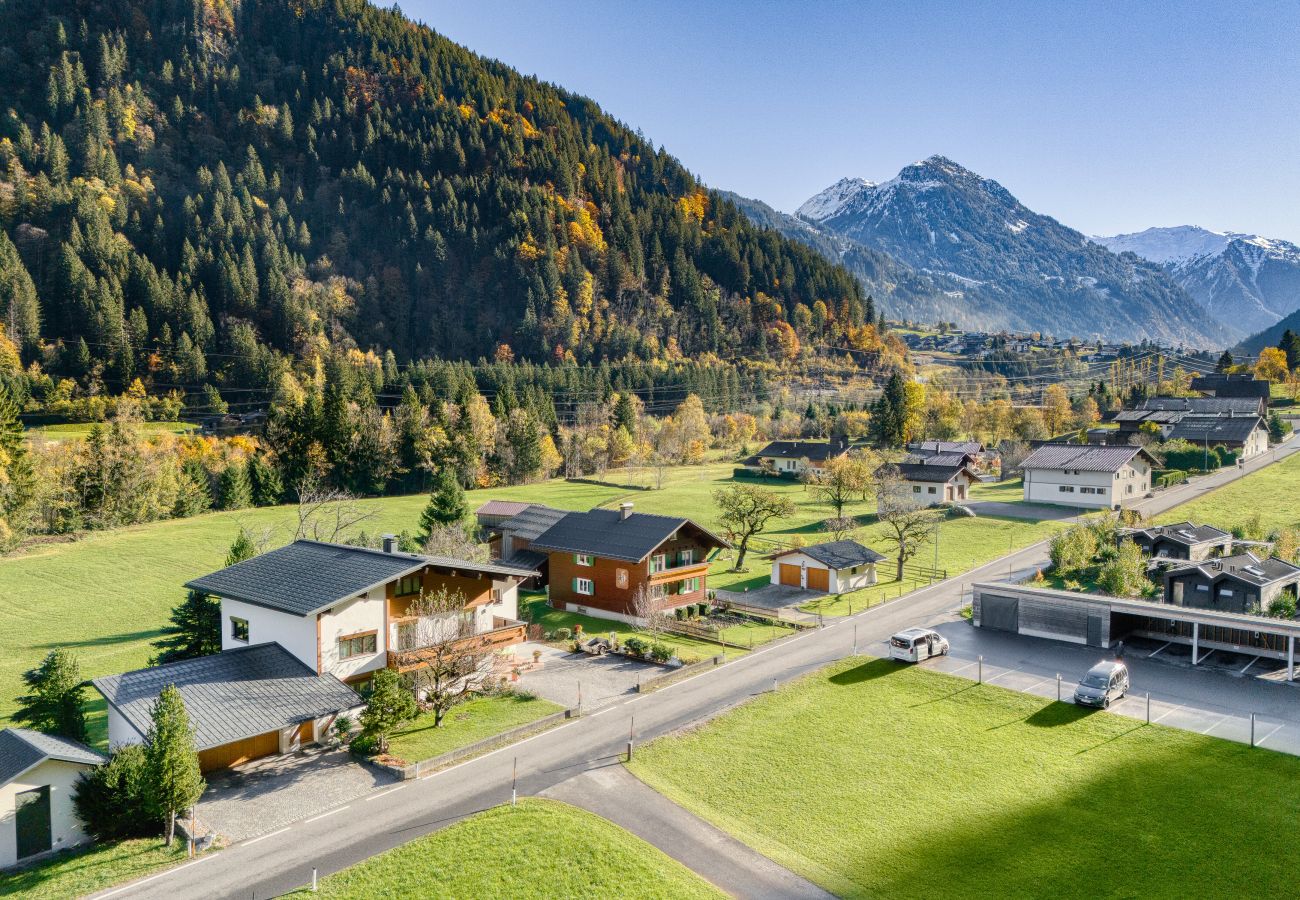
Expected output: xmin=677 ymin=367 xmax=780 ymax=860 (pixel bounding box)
xmin=572 ymin=577 xmax=578 ymax=592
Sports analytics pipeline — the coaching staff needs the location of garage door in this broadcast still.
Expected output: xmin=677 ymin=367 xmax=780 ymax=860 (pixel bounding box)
xmin=981 ymin=594 xmax=1019 ymax=632
xmin=779 ymin=564 xmax=802 ymax=587
xmin=806 ymin=567 xmax=830 ymax=592
xmin=198 ymin=729 xmax=280 ymax=773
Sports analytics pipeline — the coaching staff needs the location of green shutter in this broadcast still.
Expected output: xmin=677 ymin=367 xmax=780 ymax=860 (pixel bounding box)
xmin=572 ymin=577 xmax=578 ymax=592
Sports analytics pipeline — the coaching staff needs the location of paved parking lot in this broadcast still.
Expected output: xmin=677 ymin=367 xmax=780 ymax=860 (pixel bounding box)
xmin=515 ymin=642 xmax=661 ymax=710
xmin=715 ymin=583 xmax=821 ymax=611
xmin=896 ymin=621 xmax=1300 ymax=756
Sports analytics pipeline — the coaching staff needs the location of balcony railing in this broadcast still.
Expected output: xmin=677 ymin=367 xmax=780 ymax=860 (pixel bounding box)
xmin=386 ymin=618 xmax=528 ymax=673
xmin=648 ymin=559 xmax=710 ymax=584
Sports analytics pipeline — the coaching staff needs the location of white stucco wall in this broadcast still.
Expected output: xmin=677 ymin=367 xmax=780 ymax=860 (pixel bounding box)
xmin=318 ymin=589 xmax=388 ymax=680
xmin=769 ymin=553 xmax=877 ymax=592
xmin=1023 ymin=459 xmax=1150 ymax=510
xmin=490 ymin=579 xmax=520 ymax=621
xmin=220 ymin=598 xmax=319 ymax=671
xmin=105 ymin=703 xmax=145 ymax=749
xmin=0 ymin=759 xmax=96 ymax=868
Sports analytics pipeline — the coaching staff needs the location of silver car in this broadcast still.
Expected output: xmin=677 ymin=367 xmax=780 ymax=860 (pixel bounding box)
xmin=1074 ymin=661 xmax=1129 ymax=708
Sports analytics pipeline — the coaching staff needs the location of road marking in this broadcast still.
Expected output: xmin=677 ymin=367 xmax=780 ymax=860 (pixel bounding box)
xmin=364 ymin=785 xmax=407 ymax=802
xmin=983 ymin=667 xmax=1018 ymax=684
xmin=1255 ymin=722 xmax=1285 ymax=747
xmin=1152 ymin=703 xmax=1183 ymax=723
xmin=241 ymin=827 xmax=291 ymax=846
xmin=1240 ymin=656 xmax=1260 ymax=676
xmin=1202 ymin=715 xmax=1229 ymax=736
xmin=94 ymin=851 xmax=219 ymax=897
xmin=304 ymin=805 xmax=350 ymax=823
xmin=1147 ymin=641 xmax=1172 ymax=659
xmin=588 ymin=706 xmax=615 ymax=717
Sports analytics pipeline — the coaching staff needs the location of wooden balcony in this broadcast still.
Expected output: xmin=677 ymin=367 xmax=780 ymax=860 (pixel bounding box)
xmin=647 ymin=560 xmax=710 ymax=586
xmin=386 ymin=619 xmax=528 ymax=673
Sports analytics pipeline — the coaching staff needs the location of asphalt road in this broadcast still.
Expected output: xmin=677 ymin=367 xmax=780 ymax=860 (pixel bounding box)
xmin=97 ymin=438 xmax=1299 ymax=899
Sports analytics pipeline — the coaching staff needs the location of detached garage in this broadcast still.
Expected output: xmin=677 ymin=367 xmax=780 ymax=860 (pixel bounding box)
xmin=93 ymin=643 xmax=363 ymax=773
xmin=770 ymin=541 xmax=886 ymax=593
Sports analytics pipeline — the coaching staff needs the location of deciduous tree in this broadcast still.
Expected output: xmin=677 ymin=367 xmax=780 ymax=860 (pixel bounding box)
xmin=712 ymin=483 xmax=795 ymax=571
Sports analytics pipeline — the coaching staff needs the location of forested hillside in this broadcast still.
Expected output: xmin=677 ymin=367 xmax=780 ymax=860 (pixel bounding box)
xmin=0 ymin=0 xmax=876 ymax=394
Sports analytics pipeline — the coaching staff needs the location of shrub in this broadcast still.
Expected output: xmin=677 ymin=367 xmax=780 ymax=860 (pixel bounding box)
xmin=543 ymin=630 xmax=554 ymax=641
xmin=349 ymin=733 xmax=380 ymax=757
xmin=1267 ymin=594 xmax=1297 ymax=619
xmin=650 ymin=643 xmax=671 ymax=663
xmin=1049 ymin=524 xmax=1100 ymax=577
xmin=73 ymin=745 xmax=155 ymax=841
xmin=573 ymin=624 xmax=583 ymax=636
xmin=675 ymin=607 xmax=687 ymax=620
xmin=334 ymin=714 xmax=355 ymax=744
xmin=554 ymin=627 xmax=572 ymax=641
xmin=696 ymin=602 xmax=710 ymax=618
xmin=624 ymin=636 xmax=647 ymax=656
xmin=570 ymin=641 xmax=582 ymax=653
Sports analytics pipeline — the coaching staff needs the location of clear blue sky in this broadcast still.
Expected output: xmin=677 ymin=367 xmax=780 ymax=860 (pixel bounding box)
xmin=406 ymin=1 xmax=1300 ymax=241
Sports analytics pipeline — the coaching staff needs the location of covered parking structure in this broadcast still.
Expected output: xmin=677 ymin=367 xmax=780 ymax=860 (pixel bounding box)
xmin=972 ymin=582 xmax=1300 ymax=681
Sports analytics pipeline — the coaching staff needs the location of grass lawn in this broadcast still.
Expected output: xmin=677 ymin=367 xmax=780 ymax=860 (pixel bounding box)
xmin=24 ymin=421 xmax=198 ymax=443
xmin=299 ymin=799 xmax=723 ymax=899
xmin=0 ymin=838 xmax=196 ymax=899
xmin=628 ymin=656 xmax=1300 ymax=898
xmin=384 ymin=694 xmax=563 ymax=766
xmin=1155 ymin=449 xmax=1300 ymax=535
xmin=521 ymin=597 xmax=746 ymax=661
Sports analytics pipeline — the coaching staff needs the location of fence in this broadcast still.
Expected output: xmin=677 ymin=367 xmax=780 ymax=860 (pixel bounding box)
xmin=636 ymin=654 xmax=727 ymax=694
xmin=717 ymin=599 xmax=817 ymax=629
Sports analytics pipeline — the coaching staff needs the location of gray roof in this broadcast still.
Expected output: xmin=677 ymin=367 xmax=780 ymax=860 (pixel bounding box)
xmin=908 ymin=440 xmax=985 ymax=456
xmin=1124 ymin=522 xmax=1232 ymax=547
xmin=475 ymin=500 xmax=533 ymax=520
xmin=1140 ymin=396 xmax=1264 ymax=416
xmin=1165 ymin=416 xmax=1265 ymax=445
xmin=1165 ymin=552 xmax=1300 ymax=589
xmin=882 ymin=456 xmax=976 ymax=483
xmin=773 ymin=540 xmax=886 ymax=570
xmin=499 ymin=548 xmax=548 ymax=572
xmin=92 ymin=644 xmax=362 ymax=752
xmin=1189 ymin=374 xmax=1272 ymax=399
xmin=750 ymin=439 xmax=850 ymax=463
xmin=0 ymin=728 xmax=105 ymax=786
xmin=187 ymin=540 xmax=535 ymax=618
xmin=500 ymin=504 xmax=571 ymax=541
xmin=1021 ymin=443 xmax=1155 ymax=473
xmin=530 ymin=508 xmax=730 ymax=563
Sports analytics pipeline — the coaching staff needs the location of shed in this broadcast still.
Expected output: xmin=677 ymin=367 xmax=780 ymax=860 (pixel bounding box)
xmin=769 ymin=541 xmax=886 ymax=593
xmin=0 ymin=728 xmax=104 ymax=867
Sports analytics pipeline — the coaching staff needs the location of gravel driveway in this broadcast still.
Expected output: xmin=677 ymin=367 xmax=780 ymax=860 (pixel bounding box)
xmin=966 ymin=500 xmax=1083 ymax=521
xmin=515 ymin=642 xmax=660 ymax=710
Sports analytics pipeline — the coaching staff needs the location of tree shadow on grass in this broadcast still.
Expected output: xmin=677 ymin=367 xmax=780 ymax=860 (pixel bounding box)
xmin=828 ymin=659 xmax=899 ymax=686
xmin=35 ymin=630 xmax=160 ymax=650
xmin=1024 ymin=702 xmax=1095 ymax=728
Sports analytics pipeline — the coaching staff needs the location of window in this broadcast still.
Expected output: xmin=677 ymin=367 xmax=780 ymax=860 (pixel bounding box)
xmin=491 ymin=588 xmax=502 ymax=604
xmin=230 ymin=616 xmax=249 ymax=643
xmin=1059 ymin=485 xmax=1075 ymax=493
xmin=1196 ymin=584 xmax=1209 ymax=592
xmin=574 ymin=577 xmax=594 ymax=596
xmin=338 ymin=632 xmax=377 ymax=660
xmin=927 ymin=486 xmax=937 ymax=494
xmin=912 ymin=485 xmax=922 ymax=493
xmin=677 ymin=548 xmax=694 ymax=566
xmin=575 ymin=553 xmax=594 ymax=567
xmin=616 ymin=568 xmax=629 ymax=589
xmin=396 ymin=574 xmax=422 ymax=596
xmin=1220 ymin=589 xmax=1234 ymax=598
xmin=650 ymin=553 xmax=667 ymax=574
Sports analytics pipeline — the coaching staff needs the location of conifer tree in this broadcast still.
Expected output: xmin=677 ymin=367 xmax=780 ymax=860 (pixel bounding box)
xmin=225 ymin=528 xmax=260 ymax=567
xmin=0 ymin=381 xmax=36 ymax=549
xmin=217 ymin=462 xmax=252 ymax=510
xmin=247 ymin=453 xmax=284 ymax=506
xmin=358 ymin=668 xmax=417 ymax=754
xmin=418 ymin=467 xmax=468 ymax=539
xmin=151 ymin=590 xmax=220 ymax=665
xmin=14 ymin=648 xmax=88 ymax=741
xmin=145 ymin=685 xmax=204 ymax=846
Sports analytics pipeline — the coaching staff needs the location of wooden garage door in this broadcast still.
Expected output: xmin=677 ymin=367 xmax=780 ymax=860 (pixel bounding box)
xmin=779 ymin=563 xmax=802 ymax=586
xmin=806 ymin=567 xmax=830 ymax=592
xmin=197 ymin=729 xmax=280 ymax=773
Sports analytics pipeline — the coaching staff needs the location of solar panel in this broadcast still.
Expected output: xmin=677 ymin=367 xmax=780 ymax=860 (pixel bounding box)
xmin=1243 ymin=566 xmax=1266 ymax=577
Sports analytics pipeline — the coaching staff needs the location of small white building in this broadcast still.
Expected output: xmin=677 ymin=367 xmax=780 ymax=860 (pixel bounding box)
xmin=1021 ymin=444 xmax=1157 ymax=510
xmin=742 ymin=438 xmax=850 ymax=477
xmin=770 ymin=541 xmax=886 ymax=593
xmin=0 ymin=728 xmax=104 ymax=868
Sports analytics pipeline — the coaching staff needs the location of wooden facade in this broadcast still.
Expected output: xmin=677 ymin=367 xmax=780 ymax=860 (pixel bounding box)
xmin=549 ymin=544 xmax=711 ymax=617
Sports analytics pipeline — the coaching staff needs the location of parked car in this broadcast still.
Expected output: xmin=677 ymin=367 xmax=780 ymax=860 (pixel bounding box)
xmin=889 ymin=627 xmax=949 ymax=662
xmin=1073 ymin=660 xmax=1129 ymax=708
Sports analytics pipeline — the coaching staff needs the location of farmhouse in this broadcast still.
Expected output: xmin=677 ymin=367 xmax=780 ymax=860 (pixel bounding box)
xmin=742 ymin=437 xmax=850 ymax=476
xmin=1020 ymin=444 xmax=1156 ymax=509
xmin=0 ymin=729 xmax=104 ymax=867
xmin=769 ymin=540 xmax=885 ymax=593
xmin=94 ymin=539 xmax=537 ymax=772
xmin=488 ymin=503 xmax=568 ymax=586
xmin=533 ymin=503 xmax=730 ymax=623
xmin=880 ymin=454 xmax=979 ymax=505
xmin=1121 ymin=522 xmax=1233 ymax=561
xmin=1163 ymin=552 xmax=1300 ymax=615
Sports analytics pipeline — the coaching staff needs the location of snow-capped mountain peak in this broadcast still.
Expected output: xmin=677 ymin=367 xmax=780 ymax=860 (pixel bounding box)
xmin=1091 ymin=226 xmax=1239 ymax=264
xmin=795 ymin=176 xmax=874 ymax=222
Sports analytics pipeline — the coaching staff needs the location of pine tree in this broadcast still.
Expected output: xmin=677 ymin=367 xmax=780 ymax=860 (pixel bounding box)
xmin=358 ymin=667 xmax=417 ymax=754
xmin=872 ymin=371 xmax=909 ymax=448
xmin=0 ymin=381 xmax=36 ymax=549
xmin=217 ymin=462 xmax=252 ymax=510
xmin=418 ymin=467 xmax=468 ymax=539
xmin=1216 ymin=350 xmax=1234 ymax=372
xmin=225 ymin=528 xmax=260 ymax=567
xmin=151 ymin=590 xmax=220 ymax=665
xmin=14 ymin=649 xmax=87 ymax=741
xmin=247 ymin=454 xmax=284 ymax=506
xmin=145 ymin=685 xmax=204 ymax=845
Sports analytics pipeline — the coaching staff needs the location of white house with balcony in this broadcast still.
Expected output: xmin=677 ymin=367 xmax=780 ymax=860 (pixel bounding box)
xmin=92 ymin=539 xmax=537 ymax=773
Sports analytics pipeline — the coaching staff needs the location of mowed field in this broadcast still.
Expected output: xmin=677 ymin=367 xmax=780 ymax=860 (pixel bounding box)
xmin=297 ymin=799 xmax=724 ymax=899
xmin=0 ymin=461 xmax=1073 ymax=736
xmin=628 ymin=657 xmax=1300 ymax=898
xmin=1154 ymin=448 xmax=1300 ymax=534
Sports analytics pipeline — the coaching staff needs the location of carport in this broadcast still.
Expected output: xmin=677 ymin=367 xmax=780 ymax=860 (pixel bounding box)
xmin=973 ymin=582 xmax=1300 ymax=681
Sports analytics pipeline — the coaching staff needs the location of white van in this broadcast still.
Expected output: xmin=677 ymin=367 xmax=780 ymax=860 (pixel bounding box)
xmin=889 ymin=627 xmax=949 ymax=662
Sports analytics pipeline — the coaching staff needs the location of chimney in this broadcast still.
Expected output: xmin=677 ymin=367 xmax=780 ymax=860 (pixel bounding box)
xmin=620 ymin=502 xmax=634 ymax=521
xmin=382 ymin=534 xmax=397 ymax=554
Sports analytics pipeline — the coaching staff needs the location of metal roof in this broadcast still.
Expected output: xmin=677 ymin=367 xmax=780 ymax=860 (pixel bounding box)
xmin=0 ymin=728 xmax=105 ymax=786
xmin=881 ymin=456 xmax=977 ymax=483
xmin=1165 ymin=552 xmax=1300 ymax=588
xmin=1123 ymin=522 xmax=1232 ymax=547
xmin=500 ymin=504 xmax=570 ymax=541
xmin=1021 ymin=443 xmax=1154 ymax=473
xmin=908 ymin=440 xmax=986 ymax=456
xmin=474 ymin=500 xmax=533 ymax=519
xmin=771 ymin=540 xmax=886 ymax=569
xmin=751 ymin=439 xmax=850 ymax=462
xmin=1140 ymin=396 xmax=1264 ymax=416
xmin=1165 ymin=416 xmax=1265 ymax=444
xmin=530 ymin=507 xmax=730 ymax=563
xmin=186 ymin=540 xmax=534 ymax=618
xmin=92 ymin=644 xmax=362 ymax=752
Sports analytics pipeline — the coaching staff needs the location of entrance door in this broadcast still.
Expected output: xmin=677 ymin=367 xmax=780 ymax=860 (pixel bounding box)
xmin=806 ymin=567 xmax=830 ymax=592
xmin=779 ymin=564 xmax=802 ymax=587
xmin=1087 ymin=615 xmax=1104 ymax=647
xmin=15 ymin=785 xmax=51 ymax=860
xmin=981 ymin=595 xmax=1019 ymax=632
